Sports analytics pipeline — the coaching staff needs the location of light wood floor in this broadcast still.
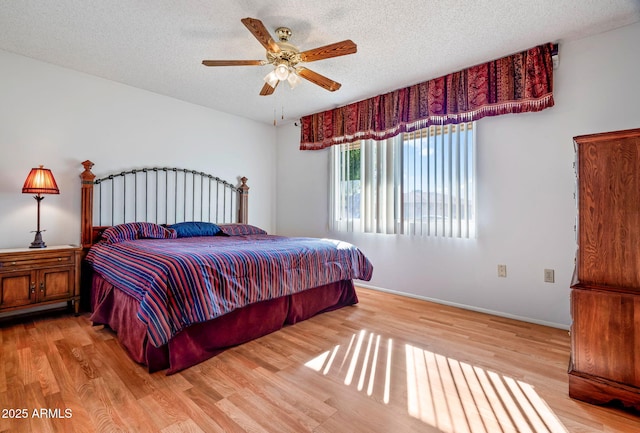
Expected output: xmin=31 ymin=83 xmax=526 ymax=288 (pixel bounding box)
xmin=1 ymin=287 xmax=639 ymax=433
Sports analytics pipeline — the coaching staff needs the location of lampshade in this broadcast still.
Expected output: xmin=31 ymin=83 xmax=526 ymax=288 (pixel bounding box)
xmin=263 ymin=70 xmax=279 ymax=88
xmin=22 ymin=165 xmax=59 ymax=195
xmin=287 ymin=71 xmax=301 ymax=89
xmin=274 ymin=63 xmax=290 ymax=81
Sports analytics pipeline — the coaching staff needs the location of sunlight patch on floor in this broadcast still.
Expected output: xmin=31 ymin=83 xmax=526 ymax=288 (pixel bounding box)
xmin=304 ymin=330 xmax=568 ymax=433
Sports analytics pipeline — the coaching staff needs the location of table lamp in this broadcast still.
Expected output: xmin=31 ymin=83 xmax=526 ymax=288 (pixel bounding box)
xmin=22 ymin=165 xmax=59 ymax=248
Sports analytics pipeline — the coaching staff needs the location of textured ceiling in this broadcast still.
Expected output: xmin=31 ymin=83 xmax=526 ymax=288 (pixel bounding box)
xmin=1 ymin=1 xmax=639 ymax=126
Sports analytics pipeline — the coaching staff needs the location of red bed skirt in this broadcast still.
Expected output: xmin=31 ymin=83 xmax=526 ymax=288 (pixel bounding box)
xmin=90 ymin=273 xmax=358 ymax=374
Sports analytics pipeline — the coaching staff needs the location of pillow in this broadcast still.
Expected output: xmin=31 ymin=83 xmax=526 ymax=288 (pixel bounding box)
xmin=101 ymin=223 xmax=140 ymax=244
xmin=168 ymin=221 xmax=221 ymax=238
xmin=218 ymin=223 xmax=267 ymax=236
xmin=138 ymin=222 xmax=177 ymax=240
xmin=101 ymin=222 xmax=176 ymax=244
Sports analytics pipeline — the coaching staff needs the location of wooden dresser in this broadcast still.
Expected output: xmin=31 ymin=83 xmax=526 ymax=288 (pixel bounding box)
xmin=0 ymin=245 xmax=81 ymax=316
xmin=569 ymin=127 xmax=640 ymax=410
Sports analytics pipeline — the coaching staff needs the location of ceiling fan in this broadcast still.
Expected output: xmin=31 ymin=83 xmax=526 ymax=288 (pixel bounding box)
xmin=202 ymin=17 xmax=357 ymax=96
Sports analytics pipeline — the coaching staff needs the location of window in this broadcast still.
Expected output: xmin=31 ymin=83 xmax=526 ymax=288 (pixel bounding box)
xmin=330 ymin=122 xmax=475 ymax=238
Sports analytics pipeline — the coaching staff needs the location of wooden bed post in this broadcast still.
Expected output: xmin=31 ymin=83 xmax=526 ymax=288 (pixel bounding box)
xmin=80 ymin=160 xmax=95 ymax=249
xmin=238 ymin=177 xmax=249 ymax=224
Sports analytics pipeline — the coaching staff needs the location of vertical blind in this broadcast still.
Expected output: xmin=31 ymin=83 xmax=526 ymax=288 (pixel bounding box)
xmin=330 ymin=123 xmax=475 ymax=238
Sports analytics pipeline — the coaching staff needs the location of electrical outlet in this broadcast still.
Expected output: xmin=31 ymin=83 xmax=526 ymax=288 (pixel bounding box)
xmin=544 ymin=269 xmax=555 ymax=283
xmin=497 ymin=264 xmax=507 ymax=278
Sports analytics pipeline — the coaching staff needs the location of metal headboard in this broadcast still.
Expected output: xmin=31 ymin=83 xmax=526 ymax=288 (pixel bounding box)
xmin=80 ymin=160 xmax=249 ymax=248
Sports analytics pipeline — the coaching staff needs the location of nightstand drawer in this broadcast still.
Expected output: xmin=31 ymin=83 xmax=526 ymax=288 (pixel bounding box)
xmin=0 ymin=251 xmax=74 ymax=270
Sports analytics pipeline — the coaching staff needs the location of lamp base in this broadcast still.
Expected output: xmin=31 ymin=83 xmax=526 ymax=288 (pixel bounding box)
xmin=29 ymin=231 xmax=47 ymax=248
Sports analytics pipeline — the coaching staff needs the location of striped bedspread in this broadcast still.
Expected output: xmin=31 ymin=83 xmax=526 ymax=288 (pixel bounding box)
xmin=86 ymin=234 xmax=373 ymax=347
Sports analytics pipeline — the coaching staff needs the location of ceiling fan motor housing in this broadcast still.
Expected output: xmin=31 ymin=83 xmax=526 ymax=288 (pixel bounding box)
xmin=267 ymin=28 xmax=301 ymax=69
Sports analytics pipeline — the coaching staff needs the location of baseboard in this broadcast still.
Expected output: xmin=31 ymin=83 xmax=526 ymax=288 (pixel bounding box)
xmin=355 ymin=282 xmax=570 ymax=330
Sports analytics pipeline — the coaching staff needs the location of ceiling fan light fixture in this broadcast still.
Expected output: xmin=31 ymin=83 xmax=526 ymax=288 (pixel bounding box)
xmin=287 ymin=71 xmax=301 ymax=89
xmin=274 ymin=63 xmax=290 ymax=80
xmin=264 ymin=70 xmax=279 ymax=88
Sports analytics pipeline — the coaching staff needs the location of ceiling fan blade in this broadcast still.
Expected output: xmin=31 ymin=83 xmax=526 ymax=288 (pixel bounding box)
xmin=296 ymin=68 xmax=341 ymax=92
xmin=202 ymin=60 xmax=263 ymax=66
xmin=241 ymin=17 xmax=281 ymax=54
xmin=260 ymin=81 xmax=278 ymax=96
xmin=299 ymin=40 xmax=357 ymax=62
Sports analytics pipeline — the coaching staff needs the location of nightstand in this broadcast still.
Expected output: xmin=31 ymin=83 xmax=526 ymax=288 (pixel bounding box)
xmin=0 ymin=245 xmax=81 ymax=316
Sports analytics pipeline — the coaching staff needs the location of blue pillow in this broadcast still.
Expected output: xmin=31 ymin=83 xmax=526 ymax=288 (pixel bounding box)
xmin=168 ymin=221 xmax=222 ymax=238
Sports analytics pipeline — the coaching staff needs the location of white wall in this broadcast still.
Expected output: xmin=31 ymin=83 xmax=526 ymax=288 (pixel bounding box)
xmin=0 ymin=50 xmax=276 ymax=249
xmin=275 ymin=21 xmax=640 ymax=328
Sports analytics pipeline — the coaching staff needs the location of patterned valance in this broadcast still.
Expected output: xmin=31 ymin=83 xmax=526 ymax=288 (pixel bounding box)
xmin=300 ymin=43 xmax=555 ymax=150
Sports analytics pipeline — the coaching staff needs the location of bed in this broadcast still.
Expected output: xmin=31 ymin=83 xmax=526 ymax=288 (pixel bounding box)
xmin=79 ymin=161 xmax=373 ymax=374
